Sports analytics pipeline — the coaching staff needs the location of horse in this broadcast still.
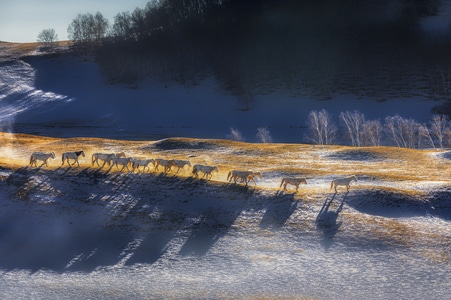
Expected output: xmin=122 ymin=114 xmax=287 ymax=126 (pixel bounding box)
xmin=154 ymin=158 xmax=173 ymax=173
xmin=62 ymin=151 xmax=85 ymax=167
xmin=169 ymin=159 xmax=191 ymax=173
xmin=131 ymin=158 xmax=154 ymax=172
xmin=92 ymin=153 xmax=116 ymax=168
xmin=227 ymin=170 xmax=262 ymax=186
xmin=92 ymin=152 xmax=126 ymax=168
xmin=115 ymin=152 xmax=126 ymax=158
xmin=113 ymin=156 xmax=133 ymax=172
xmin=243 ymin=172 xmax=262 ymax=186
xmin=192 ymin=164 xmax=219 ymax=180
xmin=280 ymin=177 xmax=307 ymax=192
xmin=330 ymin=175 xmax=357 ymax=193
xmin=30 ymin=151 xmax=55 ymax=167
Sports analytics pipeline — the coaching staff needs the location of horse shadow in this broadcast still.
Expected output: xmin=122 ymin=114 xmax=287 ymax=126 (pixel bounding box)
xmin=0 ymin=167 xmax=298 ymax=273
xmin=316 ymin=192 xmax=347 ymax=250
xmin=178 ymin=207 xmax=242 ymax=257
xmin=259 ymin=191 xmax=297 ymax=230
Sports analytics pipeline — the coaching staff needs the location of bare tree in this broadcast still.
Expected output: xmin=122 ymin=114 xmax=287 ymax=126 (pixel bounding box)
xmin=362 ymin=119 xmax=382 ymax=146
xmin=306 ymin=109 xmax=337 ymax=145
xmin=37 ymin=28 xmax=58 ymax=52
xmin=256 ymin=127 xmax=272 ymax=143
xmin=384 ymin=115 xmax=419 ymax=148
xmin=67 ymin=12 xmax=109 ymax=59
xmin=111 ymin=12 xmax=132 ymax=40
xmin=418 ymin=124 xmax=435 ymax=148
xmin=339 ymin=110 xmax=365 ymax=146
xmin=429 ymin=114 xmax=450 ymax=148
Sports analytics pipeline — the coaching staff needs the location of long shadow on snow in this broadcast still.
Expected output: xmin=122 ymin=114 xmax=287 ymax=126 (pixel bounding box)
xmin=316 ymin=192 xmax=346 ymax=250
xmin=1 ymin=169 xmax=299 ymax=271
xmin=259 ymin=191 xmax=297 ymax=230
xmin=177 ymin=180 xmax=259 ymax=257
xmin=345 ymin=189 xmax=451 ymax=220
xmin=1 ymin=167 xmax=134 ymax=272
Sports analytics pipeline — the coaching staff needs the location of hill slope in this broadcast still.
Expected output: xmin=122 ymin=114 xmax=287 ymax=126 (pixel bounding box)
xmin=0 ymin=134 xmax=450 ymax=299
xmin=0 ymin=47 xmax=444 ymax=142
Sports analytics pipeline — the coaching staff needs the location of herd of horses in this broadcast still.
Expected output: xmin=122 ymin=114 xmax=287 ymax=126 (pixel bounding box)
xmin=29 ymin=150 xmax=357 ymax=193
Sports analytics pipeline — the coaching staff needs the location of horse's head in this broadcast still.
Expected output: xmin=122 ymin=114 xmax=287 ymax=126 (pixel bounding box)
xmin=254 ymin=171 xmax=262 ymax=179
xmin=302 ymin=178 xmax=307 ymax=184
xmin=352 ymin=175 xmax=357 ymax=182
xmin=214 ymin=166 xmax=219 ymax=172
xmin=51 ymin=152 xmax=56 ymax=158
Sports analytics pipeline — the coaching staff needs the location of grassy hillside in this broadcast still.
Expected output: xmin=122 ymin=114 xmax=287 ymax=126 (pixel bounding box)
xmin=0 ymin=41 xmax=70 ymax=62
xmin=1 ymin=133 xmax=450 ymax=298
xmin=2 ymin=132 xmax=451 ymax=195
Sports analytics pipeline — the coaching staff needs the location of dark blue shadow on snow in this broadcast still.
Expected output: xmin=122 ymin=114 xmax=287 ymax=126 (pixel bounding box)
xmin=316 ymin=192 xmax=346 ymax=250
xmin=0 ymin=168 xmax=300 ymax=272
xmin=345 ymin=189 xmax=451 ymax=220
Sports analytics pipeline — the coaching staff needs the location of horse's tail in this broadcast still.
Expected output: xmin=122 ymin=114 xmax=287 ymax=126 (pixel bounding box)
xmin=61 ymin=153 xmax=65 ymax=165
xmin=29 ymin=154 xmax=34 ymax=165
xmin=330 ymin=180 xmax=334 ymax=190
xmin=192 ymin=165 xmax=197 ymax=174
xmin=227 ymin=171 xmax=232 ymax=181
xmin=91 ymin=154 xmax=96 ymax=166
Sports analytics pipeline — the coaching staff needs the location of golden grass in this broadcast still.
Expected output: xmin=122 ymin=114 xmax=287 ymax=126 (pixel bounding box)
xmin=0 ymin=41 xmax=72 ymax=61
xmin=2 ymin=133 xmax=451 ymax=188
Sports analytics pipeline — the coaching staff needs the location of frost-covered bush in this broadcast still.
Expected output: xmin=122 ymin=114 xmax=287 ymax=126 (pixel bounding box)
xmin=256 ymin=127 xmax=272 ymax=143
xmin=227 ymin=128 xmax=244 ymax=142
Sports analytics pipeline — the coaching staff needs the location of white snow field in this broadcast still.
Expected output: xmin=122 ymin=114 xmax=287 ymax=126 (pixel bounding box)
xmin=0 ymin=48 xmax=450 ymax=299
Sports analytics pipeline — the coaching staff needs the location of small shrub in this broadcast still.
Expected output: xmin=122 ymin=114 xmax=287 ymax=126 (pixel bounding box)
xmin=227 ymin=127 xmax=244 ymax=142
xmin=256 ymin=127 xmax=272 ymax=143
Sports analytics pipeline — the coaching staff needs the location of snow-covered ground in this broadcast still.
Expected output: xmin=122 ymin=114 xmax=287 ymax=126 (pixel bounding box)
xmin=0 ymin=51 xmax=450 ymax=299
xmin=0 ymin=165 xmax=449 ymax=299
xmin=0 ymin=53 xmax=444 ymax=142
